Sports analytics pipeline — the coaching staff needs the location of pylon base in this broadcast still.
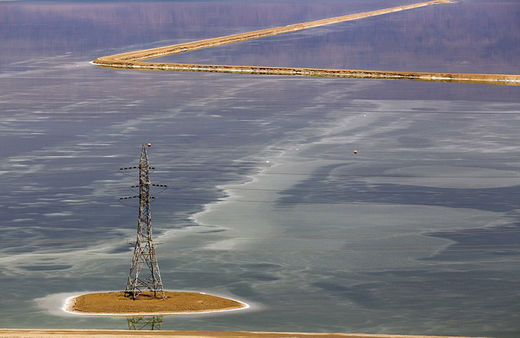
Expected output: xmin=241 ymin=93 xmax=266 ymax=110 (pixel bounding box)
xmin=66 ymin=291 xmax=247 ymax=316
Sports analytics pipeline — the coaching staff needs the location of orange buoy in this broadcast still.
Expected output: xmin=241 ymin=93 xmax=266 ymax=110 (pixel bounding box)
xmin=147 ymin=143 xmax=152 ymax=147
xmin=353 ymin=150 xmax=358 ymax=154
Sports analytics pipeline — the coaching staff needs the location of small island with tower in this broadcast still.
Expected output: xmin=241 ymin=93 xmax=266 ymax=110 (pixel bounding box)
xmin=65 ymin=144 xmax=247 ymax=315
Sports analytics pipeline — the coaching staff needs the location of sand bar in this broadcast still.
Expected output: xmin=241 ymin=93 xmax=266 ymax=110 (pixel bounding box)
xmin=0 ymin=330 xmax=483 ymax=337
xmin=92 ymin=0 xmax=520 ymax=86
xmin=66 ymin=291 xmax=247 ymax=316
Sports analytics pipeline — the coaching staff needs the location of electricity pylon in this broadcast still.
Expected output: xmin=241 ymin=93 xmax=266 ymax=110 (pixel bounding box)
xmin=121 ymin=143 xmax=166 ymax=300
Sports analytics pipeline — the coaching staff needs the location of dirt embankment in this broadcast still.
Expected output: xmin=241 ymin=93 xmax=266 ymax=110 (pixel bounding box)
xmin=92 ymin=0 xmax=519 ymax=86
xmin=0 ymin=330 xmax=480 ymax=338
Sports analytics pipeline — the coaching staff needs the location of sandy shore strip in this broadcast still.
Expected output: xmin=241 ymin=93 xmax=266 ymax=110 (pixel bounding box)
xmin=63 ymin=291 xmax=249 ymax=316
xmin=92 ymin=0 xmax=519 ymax=86
xmin=0 ymin=330 xmax=484 ymax=337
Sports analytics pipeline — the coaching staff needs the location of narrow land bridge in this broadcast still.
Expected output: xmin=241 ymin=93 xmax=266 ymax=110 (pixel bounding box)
xmin=93 ymin=0 xmax=520 ymax=86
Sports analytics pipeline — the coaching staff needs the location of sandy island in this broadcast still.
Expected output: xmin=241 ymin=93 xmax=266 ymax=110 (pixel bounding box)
xmin=92 ymin=0 xmax=520 ymax=86
xmin=66 ymin=291 xmax=247 ymax=316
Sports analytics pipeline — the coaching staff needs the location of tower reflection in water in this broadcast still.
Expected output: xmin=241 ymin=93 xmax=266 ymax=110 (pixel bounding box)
xmin=127 ymin=316 xmax=163 ymax=330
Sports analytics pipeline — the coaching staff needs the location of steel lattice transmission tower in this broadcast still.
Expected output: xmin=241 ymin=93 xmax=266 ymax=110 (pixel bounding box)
xmin=122 ymin=143 xmax=166 ymax=300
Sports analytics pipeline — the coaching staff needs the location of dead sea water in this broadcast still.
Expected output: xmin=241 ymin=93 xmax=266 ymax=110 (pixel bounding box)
xmin=0 ymin=0 xmax=519 ymax=336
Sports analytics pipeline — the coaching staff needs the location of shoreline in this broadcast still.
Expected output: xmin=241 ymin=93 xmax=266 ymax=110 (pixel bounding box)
xmin=0 ymin=329 xmax=483 ymax=337
xmin=92 ymin=0 xmax=519 ymax=86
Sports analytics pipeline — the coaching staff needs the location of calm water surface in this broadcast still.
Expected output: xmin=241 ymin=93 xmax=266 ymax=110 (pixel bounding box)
xmin=0 ymin=0 xmax=519 ymax=336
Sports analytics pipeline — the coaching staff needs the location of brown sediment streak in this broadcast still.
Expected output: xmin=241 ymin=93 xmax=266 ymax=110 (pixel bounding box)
xmin=92 ymin=0 xmax=520 ymax=86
